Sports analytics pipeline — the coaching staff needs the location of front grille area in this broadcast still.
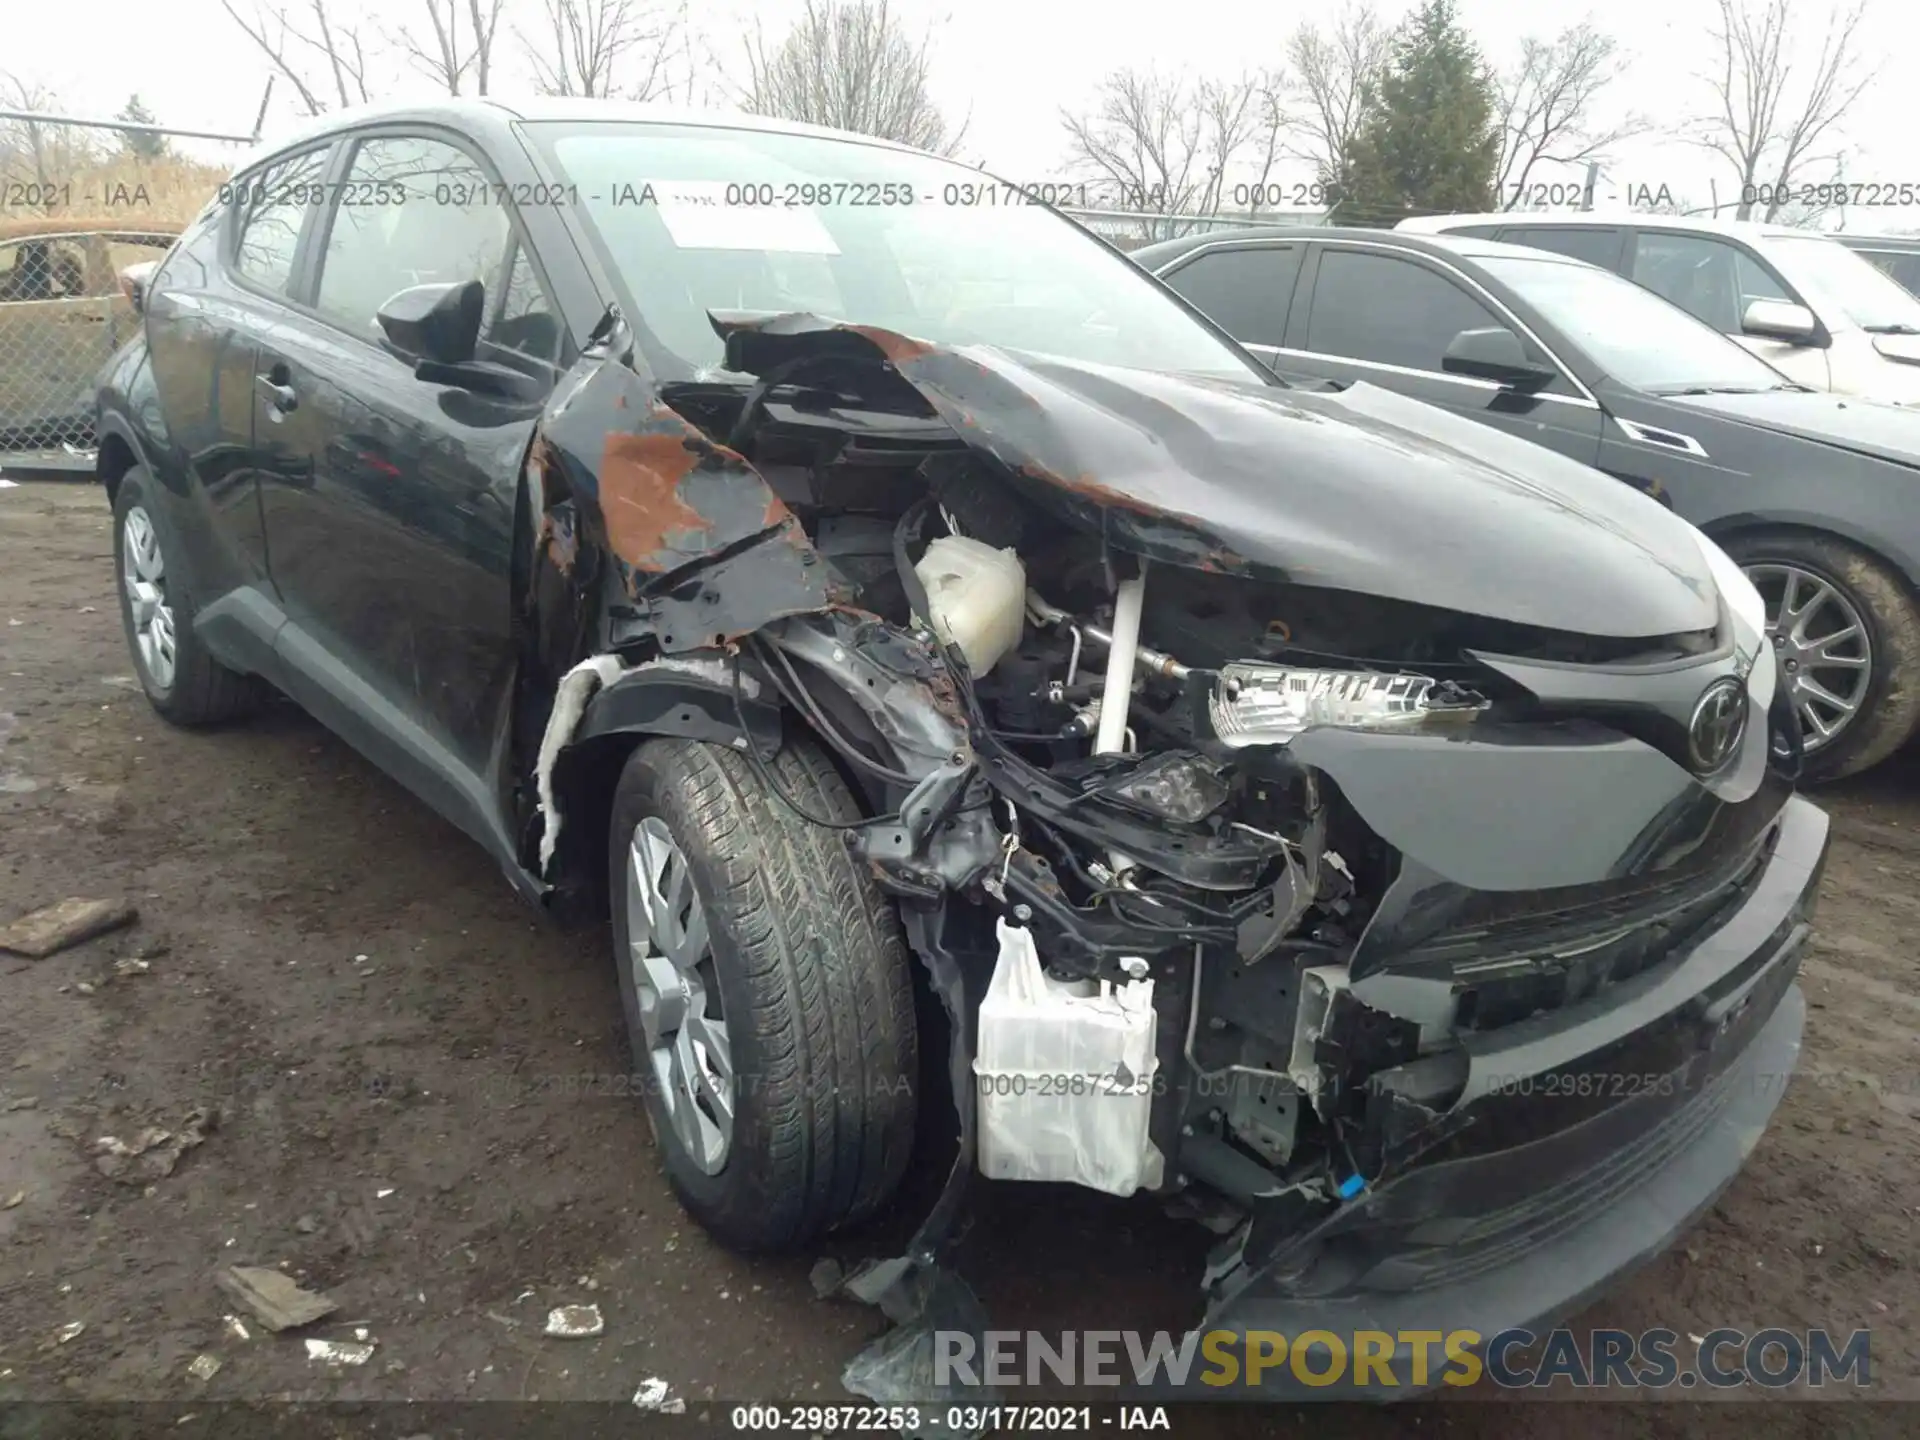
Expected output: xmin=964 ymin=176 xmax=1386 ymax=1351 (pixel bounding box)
xmin=1404 ymin=825 xmax=1776 ymax=1032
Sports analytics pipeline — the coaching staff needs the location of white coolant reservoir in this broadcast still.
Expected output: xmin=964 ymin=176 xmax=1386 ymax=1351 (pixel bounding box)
xmin=915 ymin=535 xmax=1025 ymax=676
xmin=973 ymin=919 xmax=1162 ymax=1197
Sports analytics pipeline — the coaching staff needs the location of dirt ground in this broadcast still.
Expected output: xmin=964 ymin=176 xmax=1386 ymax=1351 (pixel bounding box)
xmin=1 ymin=478 xmax=1916 ymax=1434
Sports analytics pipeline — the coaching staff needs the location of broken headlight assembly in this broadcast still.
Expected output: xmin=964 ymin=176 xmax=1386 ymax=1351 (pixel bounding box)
xmin=1208 ymin=663 xmax=1488 ymax=748
xmin=1088 ymin=750 xmax=1230 ymax=823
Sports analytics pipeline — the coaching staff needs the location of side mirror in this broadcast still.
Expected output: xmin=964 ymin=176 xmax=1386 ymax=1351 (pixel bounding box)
xmin=1741 ymin=298 xmax=1818 ymax=344
xmin=118 ymin=260 xmax=159 ymax=315
xmin=1442 ymin=326 xmax=1556 ymax=388
xmin=377 ymin=280 xmax=484 ymax=366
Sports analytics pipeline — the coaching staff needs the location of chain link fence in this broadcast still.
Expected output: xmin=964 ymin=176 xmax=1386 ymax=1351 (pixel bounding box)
xmin=0 ymin=220 xmax=180 ymax=470
xmin=1 ymin=104 xmax=254 ymax=475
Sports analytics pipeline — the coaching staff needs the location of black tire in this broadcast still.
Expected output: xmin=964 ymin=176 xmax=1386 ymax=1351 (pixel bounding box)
xmin=1722 ymin=530 xmax=1920 ymax=782
xmin=608 ymin=734 xmax=918 ymax=1252
xmin=110 ymin=467 xmax=264 ymax=726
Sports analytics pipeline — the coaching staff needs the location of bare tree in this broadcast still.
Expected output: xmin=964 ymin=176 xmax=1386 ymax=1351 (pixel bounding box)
xmin=1281 ymin=2 xmax=1389 ymax=193
xmin=742 ymin=0 xmax=962 ymax=154
xmin=1695 ymin=0 xmax=1877 ymax=221
xmin=1494 ymin=21 xmax=1647 ymax=205
xmin=521 ymin=0 xmax=686 ymax=100
xmin=1060 ymin=69 xmax=1281 ymax=231
xmin=0 ymin=73 xmax=108 ymax=205
xmin=391 ymin=0 xmax=509 ymax=96
xmin=221 ymin=1 xmax=379 ymax=115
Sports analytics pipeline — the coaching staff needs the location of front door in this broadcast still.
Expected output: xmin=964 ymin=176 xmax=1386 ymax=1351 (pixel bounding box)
xmin=254 ymin=131 xmax=560 ymax=772
xmin=1279 ymin=243 xmax=1605 ymax=465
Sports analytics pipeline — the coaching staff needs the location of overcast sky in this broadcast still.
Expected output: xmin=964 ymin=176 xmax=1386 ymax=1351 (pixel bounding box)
xmin=5 ymin=0 xmax=1916 ymax=228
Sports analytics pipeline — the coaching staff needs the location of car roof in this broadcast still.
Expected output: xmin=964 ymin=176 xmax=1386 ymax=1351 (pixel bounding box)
xmin=1394 ymin=211 xmax=1822 ymax=241
xmin=239 ymin=97 xmax=931 ymax=173
xmin=1134 ymin=224 xmax=1590 ymax=270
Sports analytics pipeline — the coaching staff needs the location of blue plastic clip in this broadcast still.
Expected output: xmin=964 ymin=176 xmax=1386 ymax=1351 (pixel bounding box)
xmin=1336 ymin=1173 xmax=1366 ymax=1200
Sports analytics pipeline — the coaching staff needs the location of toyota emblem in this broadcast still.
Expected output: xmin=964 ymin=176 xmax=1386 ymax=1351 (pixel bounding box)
xmin=1687 ymin=676 xmax=1748 ymax=773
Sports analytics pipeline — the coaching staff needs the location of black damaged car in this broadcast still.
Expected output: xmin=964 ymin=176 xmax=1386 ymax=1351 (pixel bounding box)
xmin=97 ymin=100 xmax=1826 ymax=1401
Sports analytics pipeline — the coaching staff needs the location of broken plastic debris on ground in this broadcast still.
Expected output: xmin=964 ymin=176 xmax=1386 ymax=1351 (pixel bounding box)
xmin=214 ymin=1265 xmax=337 ymax=1332
xmin=631 ymin=1377 xmax=686 ymax=1413
xmin=543 ymin=1303 xmax=604 ymax=1338
xmin=304 ymin=1337 xmax=376 ymax=1366
xmin=93 ymin=1106 xmax=216 ymax=1183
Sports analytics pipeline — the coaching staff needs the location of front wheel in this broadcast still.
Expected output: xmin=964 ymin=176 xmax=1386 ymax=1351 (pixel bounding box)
xmin=1724 ymin=531 xmax=1920 ymax=781
xmin=607 ymin=734 xmax=918 ymax=1252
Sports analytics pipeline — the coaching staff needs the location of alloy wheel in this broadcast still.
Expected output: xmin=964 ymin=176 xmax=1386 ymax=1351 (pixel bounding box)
xmin=121 ymin=506 xmax=177 ymax=690
xmin=1745 ymin=561 xmax=1872 ymax=754
xmin=624 ymin=816 xmax=734 ymax=1173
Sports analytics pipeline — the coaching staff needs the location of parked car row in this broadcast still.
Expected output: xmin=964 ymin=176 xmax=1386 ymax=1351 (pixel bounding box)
xmin=1142 ymin=221 xmax=1920 ymax=782
xmin=1837 ymin=232 xmax=1920 ymax=299
xmin=95 ymin=100 xmax=1828 ymax=1400
xmin=1394 ymin=212 xmax=1920 ymax=405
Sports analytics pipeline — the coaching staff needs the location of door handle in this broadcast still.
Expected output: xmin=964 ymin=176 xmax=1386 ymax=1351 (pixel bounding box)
xmin=255 ymin=372 xmax=298 ymax=413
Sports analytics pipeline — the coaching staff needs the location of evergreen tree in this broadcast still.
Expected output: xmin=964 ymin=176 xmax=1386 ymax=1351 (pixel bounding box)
xmin=1330 ymin=0 xmax=1498 ymax=227
xmin=116 ymin=96 xmax=169 ymax=162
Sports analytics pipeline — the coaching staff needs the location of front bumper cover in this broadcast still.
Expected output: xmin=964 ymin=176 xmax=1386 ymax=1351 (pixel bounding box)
xmin=1167 ymin=792 xmax=1826 ymax=1400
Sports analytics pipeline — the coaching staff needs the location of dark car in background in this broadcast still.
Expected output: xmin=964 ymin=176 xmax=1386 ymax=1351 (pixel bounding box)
xmin=98 ymin=99 xmax=1822 ymax=1400
xmin=1392 ymin=213 xmax=1920 ymax=406
xmin=1140 ymin=225 xmax=1920 ymax=781
xmin=1838 ymin=233 xmax=1920 ymax=297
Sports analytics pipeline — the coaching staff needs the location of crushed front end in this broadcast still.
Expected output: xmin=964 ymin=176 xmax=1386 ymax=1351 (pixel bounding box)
xmin=525 ymin=310 xmax=1827 ymax=1404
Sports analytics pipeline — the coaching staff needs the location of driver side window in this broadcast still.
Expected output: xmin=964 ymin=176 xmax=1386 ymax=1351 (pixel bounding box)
xmin=312 ymin=135 xmax=511 ymax=340
xmin=1631 ymin=233 xmax=1790 ymax=333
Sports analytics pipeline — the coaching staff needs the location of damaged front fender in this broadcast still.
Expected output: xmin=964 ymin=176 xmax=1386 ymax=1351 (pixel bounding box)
xmin=531 ymin=311 xmax=840 ymax=655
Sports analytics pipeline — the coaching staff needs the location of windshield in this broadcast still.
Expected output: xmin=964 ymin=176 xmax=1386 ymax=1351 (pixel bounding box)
xmin=1480 ymin=253 xmax=1794 ymax=395
xmin=1767 ymin=235 xmax=1920 ymax=333
xmin=527 ymin=121 xmax=1260 ymax=382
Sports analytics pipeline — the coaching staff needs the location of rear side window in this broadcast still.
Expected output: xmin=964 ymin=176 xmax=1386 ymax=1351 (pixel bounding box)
xmin=313 ymin=135 xmax=512 ymax=339
xmin=1860 ymin=250 xmax=1920 ymax=297
xmin=1305 ymin=249 xmax=1503 ymax=372
xmin=233 ymin=147 xmax=330 ymax=294
xmin=1499 ymin=226 xmax=1622 ymax=269
xmin=1159 ymin=245 xmax=1301 ymax=347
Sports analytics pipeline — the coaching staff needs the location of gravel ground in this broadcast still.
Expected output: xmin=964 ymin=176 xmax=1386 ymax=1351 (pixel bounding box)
xmin=1 ymin=479 xmax=1915 ymax=1435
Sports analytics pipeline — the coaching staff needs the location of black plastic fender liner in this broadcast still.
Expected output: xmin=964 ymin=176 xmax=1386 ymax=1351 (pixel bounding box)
xmin=572 ymin=656 xmax=784 ymax=758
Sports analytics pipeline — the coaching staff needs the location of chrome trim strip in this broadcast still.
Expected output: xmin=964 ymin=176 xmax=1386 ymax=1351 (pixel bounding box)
xmin=1257 ymin=345 xmax=1601 ymax=409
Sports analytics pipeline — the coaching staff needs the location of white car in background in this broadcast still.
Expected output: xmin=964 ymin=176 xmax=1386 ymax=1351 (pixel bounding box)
xmin=1396 ymin=212 xmax=1920 ymax=405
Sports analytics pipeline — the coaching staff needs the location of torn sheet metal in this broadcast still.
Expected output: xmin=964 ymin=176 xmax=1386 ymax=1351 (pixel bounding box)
xmin=711 ymin=311 xmax=1718 ymax=641
xmin=532 ymin=311 xmax=836 ymax=651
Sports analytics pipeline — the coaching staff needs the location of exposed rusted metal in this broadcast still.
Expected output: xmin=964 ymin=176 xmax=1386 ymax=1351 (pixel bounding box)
xmin=599 ymin=422 xmax=715 ymax=573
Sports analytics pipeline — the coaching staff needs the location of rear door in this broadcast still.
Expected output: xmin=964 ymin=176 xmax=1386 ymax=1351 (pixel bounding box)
xmin=1278 ymin=241 xmax=1604 ymax=464
xmin=255 ymin=129 xmax=563 ymax=771
xmin=141 ymin=145 xmax=333 ymax=604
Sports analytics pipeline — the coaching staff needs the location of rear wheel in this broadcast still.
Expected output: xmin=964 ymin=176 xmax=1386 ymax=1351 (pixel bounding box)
xmin=111 ymin=466 xmax=263 ymax=726
xmin=608 ymin=734 xmax=918 ymax=1252
xmin=1724 ymin=530 xmax=1920 ymax=781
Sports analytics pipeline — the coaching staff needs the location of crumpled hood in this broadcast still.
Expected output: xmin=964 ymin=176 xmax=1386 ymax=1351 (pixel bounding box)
xmin=716 ymin=313 xmax=1720 ymax=640
xmin=1674 ymin=388 xmax=1920 ymax=466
